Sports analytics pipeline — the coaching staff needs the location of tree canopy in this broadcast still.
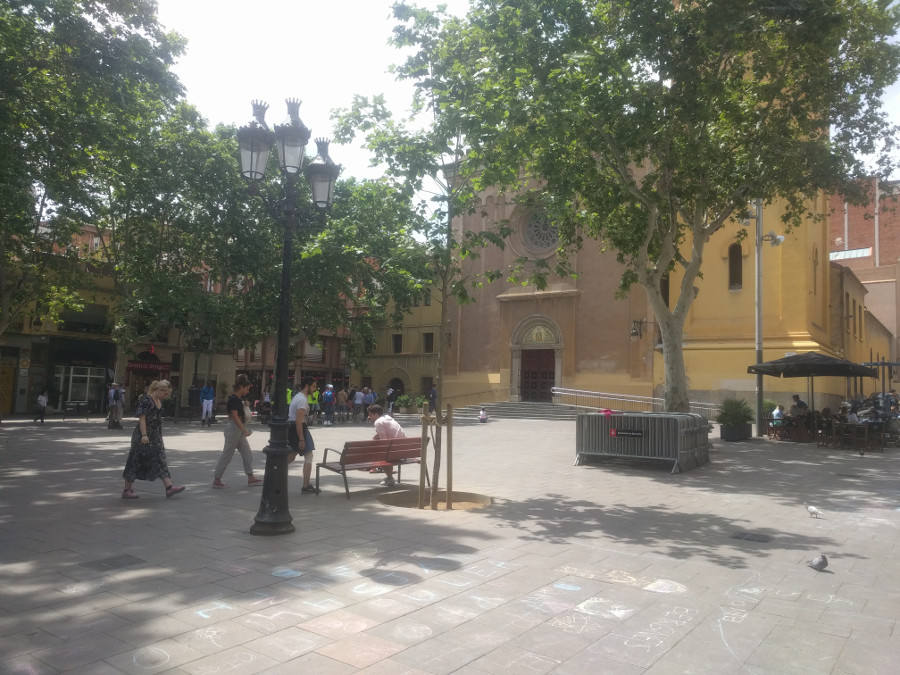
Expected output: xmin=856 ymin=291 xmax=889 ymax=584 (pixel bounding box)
xmin=0 ymin=0 xmax=184 ymax=336
xmin=394 ymin=0 xmax=900 ymax=410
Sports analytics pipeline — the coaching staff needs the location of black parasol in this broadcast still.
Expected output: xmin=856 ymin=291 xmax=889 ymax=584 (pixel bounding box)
xmin=747 ymin=352 xmax=877 ymax=413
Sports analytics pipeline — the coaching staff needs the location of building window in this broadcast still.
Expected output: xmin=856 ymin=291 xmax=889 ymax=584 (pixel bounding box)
xmin=524 ymin=213 xmax=559 ymax=253
xmin=60 ymin=303 xmax=109 ymax=335
xmin=364 ymin=337 xmax=375 ymax=354
xmin=845 ymin=293 xmax=851 ymax=333
xmin=392 ymin=334 xmax=403 ymax=354
xmin=423 ymin=332 xmax=434 ymax=353
xmin=728 ymin=243 xmax=742 ymax=290
xmin=424 ymin=293 xmax=431 ymax=306
xmin=413 ymin=296 xmax=420 ymax=307
xmin=421 ymin=376 xmax=433 ymax=398
xmin=852 ymin=299 xmax=857 ymax=336
xmin=812 ymin=248 xmax=818 ymax=296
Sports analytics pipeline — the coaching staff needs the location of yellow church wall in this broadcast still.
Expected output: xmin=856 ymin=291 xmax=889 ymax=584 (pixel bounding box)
xmin=658 ymin=193 xmax=875 ymax=408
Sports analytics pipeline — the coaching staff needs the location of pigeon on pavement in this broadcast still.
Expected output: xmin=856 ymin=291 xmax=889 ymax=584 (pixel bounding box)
xmin=807 ymin=554 xmax=828 ymax=571
xmin=806 ymin=505 xmax=821 ymax=518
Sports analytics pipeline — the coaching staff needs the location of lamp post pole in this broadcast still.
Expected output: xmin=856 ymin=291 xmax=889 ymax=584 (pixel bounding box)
xmin=237 ymin=100 xmax=339 ymax=536
xmin=754 ymin=198 xmax=765 ymax=436
xmin=753 ymin=199 xmax=784 ymax=436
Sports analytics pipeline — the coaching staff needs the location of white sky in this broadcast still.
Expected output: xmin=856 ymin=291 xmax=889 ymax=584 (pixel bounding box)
xmin=156 ymin=0 xmax=900 ymax=181
xmin=155 ymin=0 xmax=469 ymax=179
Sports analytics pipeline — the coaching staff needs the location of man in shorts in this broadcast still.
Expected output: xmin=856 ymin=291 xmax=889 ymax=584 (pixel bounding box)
xmin=287 ymin=376 xmax=317 ymax=494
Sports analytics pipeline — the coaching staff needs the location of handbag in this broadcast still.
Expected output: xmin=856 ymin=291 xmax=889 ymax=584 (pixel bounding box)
xmin=243 ymin=403 xmax=253 ymax=424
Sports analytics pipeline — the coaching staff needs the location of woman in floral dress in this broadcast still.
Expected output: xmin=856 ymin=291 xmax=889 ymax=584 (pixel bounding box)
xmin=121 ymin=379 xmax=185 ymax=499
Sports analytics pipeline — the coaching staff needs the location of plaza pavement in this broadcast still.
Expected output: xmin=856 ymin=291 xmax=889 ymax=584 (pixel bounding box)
xmin=0 ymin=412 xmax=898 ymax=674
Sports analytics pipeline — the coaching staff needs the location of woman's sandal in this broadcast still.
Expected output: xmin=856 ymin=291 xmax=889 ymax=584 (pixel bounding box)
xmin=122 ymin=489 xmax=139 ymax=499
xmin=165 ymin=485 xmax=186 ymax=498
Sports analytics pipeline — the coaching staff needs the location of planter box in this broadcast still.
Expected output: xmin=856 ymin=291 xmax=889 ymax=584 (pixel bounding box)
xmin=720 ymin=423 xmax=752 ymax=441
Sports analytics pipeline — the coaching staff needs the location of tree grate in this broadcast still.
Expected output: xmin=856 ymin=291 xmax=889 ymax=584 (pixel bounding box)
xmin=79 ymin=554 xmax=145 ymax=571
xmin=732 ymin=532 xmax=772 ymax=543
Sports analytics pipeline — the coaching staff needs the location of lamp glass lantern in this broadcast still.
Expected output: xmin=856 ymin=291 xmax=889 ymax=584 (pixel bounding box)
xmin=237 ymin=123 xmax=275 ymax=182
xmin=305 ymin=139 xmax=341 ymax=209
xmin=274 ymin=122 xmax=311 ymax=175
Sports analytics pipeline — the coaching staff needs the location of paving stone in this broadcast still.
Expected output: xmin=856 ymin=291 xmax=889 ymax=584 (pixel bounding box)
xmin=2 ymin=417 xmax=900 ymax=673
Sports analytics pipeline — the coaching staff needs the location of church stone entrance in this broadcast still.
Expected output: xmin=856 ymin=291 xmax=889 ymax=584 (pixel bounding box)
xmin=521 ymin=349 xmax=554 ymax=401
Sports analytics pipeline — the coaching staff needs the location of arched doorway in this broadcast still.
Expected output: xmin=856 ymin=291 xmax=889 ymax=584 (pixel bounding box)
xmin=521 ymin=349 xmax=555 ymax=401
xmin=387 ymin=377 xmax=405 ymax=397
xmin=510 ymin=317 xmax=562 ymax=402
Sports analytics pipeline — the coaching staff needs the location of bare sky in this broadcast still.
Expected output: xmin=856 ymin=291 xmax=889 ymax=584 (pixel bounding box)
xmin=156 ymin=0 xmax=900 ymax=181
xmin=155 ymin=0 xmax=468 ymax=179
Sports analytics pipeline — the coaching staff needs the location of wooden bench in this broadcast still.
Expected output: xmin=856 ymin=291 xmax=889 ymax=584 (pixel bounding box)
xmin=315 ymin=437 xmax=429 ymax=499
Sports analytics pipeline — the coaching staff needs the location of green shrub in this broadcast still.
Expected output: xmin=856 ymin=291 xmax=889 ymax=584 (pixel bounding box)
xmin=762 ymin=398 xmax=779 ymax=417
xmin=716 ymin=398 xmax=754 ymax=425
xmin=395 ymin=394 xmax=412 ymax=409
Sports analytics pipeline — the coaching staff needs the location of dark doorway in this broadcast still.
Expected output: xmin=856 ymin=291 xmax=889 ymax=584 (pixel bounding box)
xmin=521 ymin=349 xmax=554 ymax=401
xmin=388 ymin=377 xmax=405 ymax=397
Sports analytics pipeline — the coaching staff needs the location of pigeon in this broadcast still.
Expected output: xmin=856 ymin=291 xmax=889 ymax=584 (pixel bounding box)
xmin=806 ymin=505 xmax=821 ymax=518
xmin=807 ymin=554 xmax=828 ymax=571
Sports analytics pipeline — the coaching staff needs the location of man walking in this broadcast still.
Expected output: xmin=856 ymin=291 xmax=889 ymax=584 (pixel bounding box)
xmin=200 ymin=381 xmax=215 ymax=427
xmin=107 ymin=382 xmax=124 ymax=429
xmin=287 ymin=376 xmax=317 ymax=494
xmin=362 ymin=387 xmax=375 ymax=420
xmin=322 ymin=384 xmax=336 ymax=426
xmin=352 ymin=386 xmax=365 ymax=423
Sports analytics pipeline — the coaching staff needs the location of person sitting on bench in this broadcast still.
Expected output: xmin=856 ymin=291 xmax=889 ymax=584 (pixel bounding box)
xmin=367 ymin=404 xmax=405 ymax=488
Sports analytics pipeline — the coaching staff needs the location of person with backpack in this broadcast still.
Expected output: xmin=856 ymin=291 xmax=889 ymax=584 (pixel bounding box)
xmin=322 ymin=384 xmax=336 ymax=426
xmin=108 ymin=382 xmax=124 ymax=429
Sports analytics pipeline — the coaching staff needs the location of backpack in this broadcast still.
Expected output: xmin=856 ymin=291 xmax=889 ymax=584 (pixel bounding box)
xmin=113 ymin=388 xmax=121 ymax=402
xmin=323 ymin=390 xmax=334 ymax=404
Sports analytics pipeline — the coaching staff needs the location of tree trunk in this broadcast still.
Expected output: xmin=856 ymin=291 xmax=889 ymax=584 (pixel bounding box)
xmin=659 ymin=318 xmax=690 ymax=412
xmin=429 ymin=207 xmax=454 ymax=509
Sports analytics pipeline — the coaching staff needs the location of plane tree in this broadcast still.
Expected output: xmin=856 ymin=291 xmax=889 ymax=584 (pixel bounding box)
xmin=334 ymin=3 xmax=514 ymax=506
xmin=397 ymin=0 xmax=900 ymax=411
xmin=0 ymin=0 xmax=184 ymax=337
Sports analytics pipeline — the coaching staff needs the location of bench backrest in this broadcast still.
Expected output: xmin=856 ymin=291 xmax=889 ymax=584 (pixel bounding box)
xmin=339 ymin=437 xmax=425 ymax=465
xmin=340 ymin=440 xmax=394 ymax=465
xmin=385 ymin=437 xmax=425 ymax=462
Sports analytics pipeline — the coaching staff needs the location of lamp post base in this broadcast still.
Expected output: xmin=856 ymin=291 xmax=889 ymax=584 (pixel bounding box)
xmin=250 ymin=433 xmax=294 ymax=536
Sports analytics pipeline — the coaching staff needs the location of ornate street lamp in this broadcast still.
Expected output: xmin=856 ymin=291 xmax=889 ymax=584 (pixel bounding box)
xmin=237 ymin=99 xmax=340 ymax=535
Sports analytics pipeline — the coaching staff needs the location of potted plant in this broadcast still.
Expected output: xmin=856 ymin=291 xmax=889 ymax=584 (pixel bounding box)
xmin=414 ymin=394 xmax=428 ymax=413
xmin=716 ymin=398 xmax=754 ymax=441
xmin=395 ymin=394 xmax=413 ymax=413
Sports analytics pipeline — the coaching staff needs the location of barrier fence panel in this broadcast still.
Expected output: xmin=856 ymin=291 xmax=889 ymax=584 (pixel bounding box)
xmin=575 ymin=412 xmax=711 ymax=474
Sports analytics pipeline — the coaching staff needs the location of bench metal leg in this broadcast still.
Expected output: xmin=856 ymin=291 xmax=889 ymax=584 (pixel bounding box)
xmin=315 ymin=466 xmax=321 ymax=495
xmin=342 ymin=471 xmax=351 ymax=499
